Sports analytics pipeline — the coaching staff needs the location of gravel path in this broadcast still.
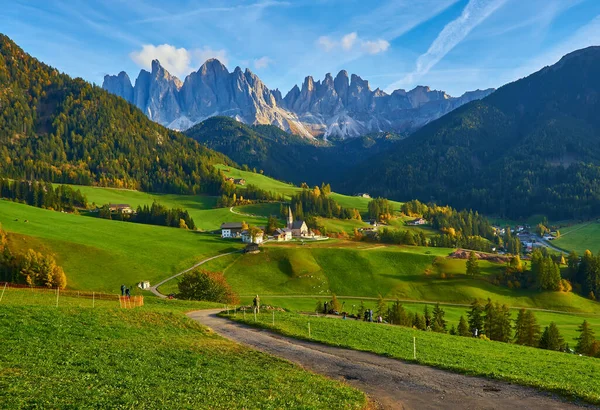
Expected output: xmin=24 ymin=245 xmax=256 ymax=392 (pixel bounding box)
xmin=188 ymin=309 xmax=591 ymax=410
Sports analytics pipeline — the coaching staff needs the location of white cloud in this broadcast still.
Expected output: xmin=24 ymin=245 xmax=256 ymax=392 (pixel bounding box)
xmin=253 ymin=56 xmax=273 ymax=69
xmin=193 ymin=47 xmax=229 ymax=66
xmin=317 ymin=32 xmax=389 ymax=55
xmin=361 ymin=39 xmax=390 ymax=55
xmin=341 ymin=32 xmax=358 ymax=50
xmin=387 ymin=0 xmax=507 ymax=91
xmin=130 ymin=44 xmax=228 ymax=78
xmin=317 ymin=36 xmax=337 ymax=52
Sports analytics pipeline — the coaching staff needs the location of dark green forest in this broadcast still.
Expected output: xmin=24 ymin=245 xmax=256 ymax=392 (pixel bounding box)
xmin=341 ymin=47 xmax=600 ymax=220
xmin=186 ymin=116 xmax=402 ymax=186
xmin=0 ymin=34 xmax=232 ymax=195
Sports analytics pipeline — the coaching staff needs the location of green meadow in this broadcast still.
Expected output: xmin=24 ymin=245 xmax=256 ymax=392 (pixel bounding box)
xmin=553 ymin=221 xmax=600 ymax=254
xmin=175 ymin=243 xmax=600 ymax=314
xmin=223 ymin=310 xmax=600 ymax=405
xmin=0 ymin=290 xmax=365 ymax=409
xmin=0 ymin=200 xmax=243 ymax=291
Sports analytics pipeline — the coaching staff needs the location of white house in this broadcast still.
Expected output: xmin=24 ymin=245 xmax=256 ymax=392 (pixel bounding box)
xmin=221 ymin=222 xmax=244 ymax=238
xmin=274 ymin=228 xmax=293 ymax=241
xmin=242 ymin=229 xmax=264 ymax=244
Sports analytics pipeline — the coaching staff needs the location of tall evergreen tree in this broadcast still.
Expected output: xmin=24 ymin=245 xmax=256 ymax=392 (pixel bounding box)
xmin=457 ymin=315 xmax=471 ymax=337
xmin=431 ymin=303 xmax=447 ymax=333
xmin=540 ymin=322 xmax=564 ymax=351
xmin=467 ymin=299 xmax=484 ymax=335
xmin=575 ymin=320 xmax=596 ymax=356
xmin=466 ymin=251 xmax=480 ymax=277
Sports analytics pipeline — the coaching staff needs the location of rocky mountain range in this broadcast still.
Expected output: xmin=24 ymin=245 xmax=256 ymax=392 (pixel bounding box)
xmin=103 ymin=59 xmax=494 ymax=139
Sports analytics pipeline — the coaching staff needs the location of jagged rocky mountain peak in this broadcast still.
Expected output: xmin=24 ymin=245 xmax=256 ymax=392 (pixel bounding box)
xmin=103 ymin=60 xmax=494 ymax=138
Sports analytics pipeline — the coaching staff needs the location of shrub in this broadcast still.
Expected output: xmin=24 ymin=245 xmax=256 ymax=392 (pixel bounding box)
xmin=177 ymin=269 xmax=239 ymax=304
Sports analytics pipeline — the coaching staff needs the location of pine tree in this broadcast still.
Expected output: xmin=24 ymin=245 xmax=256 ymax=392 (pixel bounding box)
xmin=467 ymin=299 xmax=484 ymax=335
xmin=540 ymin=322 xmax=564 ymax=351
xmin=357 ymin=301 xmax=366 ymax=319
xmin=423 ymin=305 xmax=432 ymax=329
xmin=457 ymin=315 xmax=470 ymax=337
xmin=413 ymin=312 xmax=426 ymax=330
xmin=466 ymin=251 xmax=480 ymax=277
xmin=431 ymin=303 xmax=447 ymax=333
xmin=575 ymin=320 xmax=596 ymax=355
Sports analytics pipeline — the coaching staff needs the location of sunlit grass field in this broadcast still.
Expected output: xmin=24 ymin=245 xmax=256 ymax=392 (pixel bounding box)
xmin=223 ymin=310 xmax=600 ymax=405
xmin=0 ymin=289 xmax=366 ymax=409
xmin=0 ymin=200 xmax=242 ymax=291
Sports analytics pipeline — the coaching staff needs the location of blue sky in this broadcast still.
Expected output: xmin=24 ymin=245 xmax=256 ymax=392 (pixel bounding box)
xmin=3 ymin=0 xmax=600 ymax=96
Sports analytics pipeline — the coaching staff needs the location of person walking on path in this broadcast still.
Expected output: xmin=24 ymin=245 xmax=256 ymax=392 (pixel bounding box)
xmin=125 ymin=288 xmax=131 ymax=298
xmin=253 ymin=295 xmax=260 ymax=314
xmin=369 ymin=309 xmax=373 ymax=323
xmin=120 ymin=284 xmax=125 ymax=296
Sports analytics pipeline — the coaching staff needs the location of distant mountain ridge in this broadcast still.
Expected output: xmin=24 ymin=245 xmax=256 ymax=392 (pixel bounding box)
xmin=103 ymin=59 xmax=494 ymax=139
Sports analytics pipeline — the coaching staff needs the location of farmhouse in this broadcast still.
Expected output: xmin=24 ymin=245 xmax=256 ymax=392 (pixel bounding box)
xmin=273 ymin=228 xmax=293 ymax=241
xmin=355 ymin=193 xmax=371 ymax=198
xmin=241 ymin=229 xmax=264 ymax=244
xmin=108 ymin=204 xmax=134 ymax=214
xmin=220 ymin=222 xmax=244 ymax=238
xmin=223 ymin=177 xmax=246 ymax=185
xmin=287 ymin=207 xmax=310 ymax=237
xmin=407 ymin=217 xmax=427 ymax=226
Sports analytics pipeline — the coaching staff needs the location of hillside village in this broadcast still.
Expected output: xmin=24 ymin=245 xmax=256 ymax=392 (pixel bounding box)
xmin=220 ymin=206 xmax=311 ymax=245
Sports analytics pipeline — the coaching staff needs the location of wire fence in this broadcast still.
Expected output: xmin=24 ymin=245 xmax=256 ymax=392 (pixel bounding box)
xmin=0 ymin=282 xmax=143 ymax=308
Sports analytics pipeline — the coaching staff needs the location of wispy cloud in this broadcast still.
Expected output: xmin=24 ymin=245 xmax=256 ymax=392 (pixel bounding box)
xmin=511 ymin=14 xmax=600 ymax=81
xmin=132 ymin=0 xmax=290 ymax=24
xmin=130 ymin=44 xmax=228 ymax=77
xmin=253 ymin=56 xmax=273 ymax=69
xmin=387 ymin=0 xmax=507 ymax=92
xmin=317 ymin=32 xmax=390 ymax=55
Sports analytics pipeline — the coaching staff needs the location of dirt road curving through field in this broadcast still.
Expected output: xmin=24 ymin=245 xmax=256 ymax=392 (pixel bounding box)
xmin=188 ymin=310 xmax=590 ymax=410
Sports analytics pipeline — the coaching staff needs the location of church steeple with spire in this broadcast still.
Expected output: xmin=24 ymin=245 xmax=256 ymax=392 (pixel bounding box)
xmin=287 ymin=206 xmax=294 ymax=229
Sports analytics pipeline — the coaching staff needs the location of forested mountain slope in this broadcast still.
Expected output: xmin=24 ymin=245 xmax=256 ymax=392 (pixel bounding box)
xmin=186 ymin=116 xmax=402 ymax=186
xmin=0 ymin=34 xmax=232 ymax=194
xmin=342 ymin=46 xmax=600 ymax=220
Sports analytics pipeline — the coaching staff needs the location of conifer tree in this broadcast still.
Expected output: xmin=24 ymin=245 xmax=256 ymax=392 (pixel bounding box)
xmin=376 ymin=294 xmax=387 ymax=318
xmin=467 ymin=299 xmax=484 ymax=335
xmin=575 ymin=320 xmax=596 ymax=355
xmin=457 ymin=315 xmax=471 ymax=337
xmin=431 ymin=303 xmax=447 ymax=333
xmin=466 ymin=251 xmax=480 ymax=277
xmin=540 ymin=322 xmax=564 ymax=351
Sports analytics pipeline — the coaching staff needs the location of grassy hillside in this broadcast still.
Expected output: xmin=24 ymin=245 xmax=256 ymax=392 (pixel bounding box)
xmin=216 ymin=164 xmax=402 ymax=214
xmin=0 ymin=292 xmax=365 ymax=409
xmin=0 ymin=200 xmax=242 ymax=291
xmin=553 ymin=221 xmax=600 ymax=254
xmin=179 ymin=243 xmax=600 ymax=314
xmin=224 ymin=311 xmax=600 ymax=405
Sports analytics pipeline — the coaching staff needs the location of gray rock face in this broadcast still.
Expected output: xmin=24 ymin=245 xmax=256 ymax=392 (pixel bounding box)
xmin=103 ymin=59 xmax=494 ymax=139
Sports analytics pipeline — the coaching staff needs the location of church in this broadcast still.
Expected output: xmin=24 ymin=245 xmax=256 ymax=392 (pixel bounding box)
xmin=287 ymin=207 xmax=310 ymax=238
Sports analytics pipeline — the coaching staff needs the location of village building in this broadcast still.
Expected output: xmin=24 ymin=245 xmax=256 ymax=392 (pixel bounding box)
xmin=108 ymin=204 xmax=134 ymax=214
xmin=355 ymin=193 xmax=371 ymax=198
xmin=273 ymin=227 xmax=293 ymax=241
xmin=287 ymin=207 xmax=310 ymax=237
xmin=407 ymin=217 xmax=427 ymax=226
xmin=224 ymin=177 xmax=246 ymax=185
xmin=220 ymin=222 xmax=244 ymax=238
xmin=244 ymin=243 xmax=260 ymax=254
xmin=241 ymin=229 xmax=264 ymax=244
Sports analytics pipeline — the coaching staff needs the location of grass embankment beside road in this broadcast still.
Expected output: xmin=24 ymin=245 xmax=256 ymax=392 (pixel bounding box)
xmin=0 ymin=290 xmax=366 ymax=409
xmin=222 ymin=310 xmax=600 ymax=405
xmin=0 ymin=200 xmax=243 ymax=291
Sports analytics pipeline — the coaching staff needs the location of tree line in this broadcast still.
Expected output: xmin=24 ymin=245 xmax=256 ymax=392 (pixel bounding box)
xmin=97 ymin=201 xmax=196 ymax=230
xmin=0 ymin=178 xmax=87 ymax=211
xmin=288 ymin=187 xmax=361 ymax=221
xmin=364 ymin=295 xmax=599 ymax=357
xmin=0 ymin=225 xmax=67 ymax=288
xmin=216 ymin=184 xmax=285 ymax=208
